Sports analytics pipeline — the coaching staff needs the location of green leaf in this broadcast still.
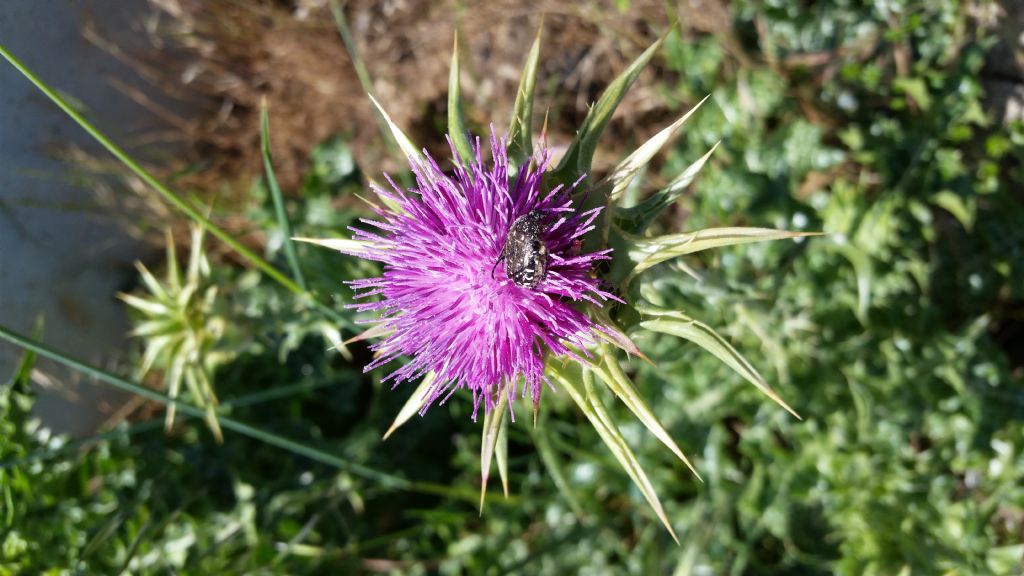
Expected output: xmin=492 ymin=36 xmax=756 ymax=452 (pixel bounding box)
xmin=637 ymin=306 xmax=800 ymax=419
xmin=261 ymin=99 xmax=307 ymax=290
xmin=8 ymin=323 xmax=40 ymax=389
xmin=932 ymin=190 xmax=974 ymax=232
xmin=134 ymin=261 xmax=169 ymax=302
xmin=892 ymin=77 xmax=932 ymax=111
xmin=834 ymin=242 xmax=873 ymax=325
xmin=614 ymin=141 xmax=720 ymax=234
xmin=604 ymin=95 xmax=710 ymax=202
xmin=382 ymin=372 xmax=437 ymax=440
xmin=118 ymin=292 xmax=167 ymax=317
xmin=164 ymin=345 xmax=187 ymax=433
xmin=549 ymin=361 xmax=679 ymax=543
xmin=479 ymin=390 xmax=510 ymax=511
xmin=626 ymin=227 xmax=820 ymax=278
xmin=986 ymin=545 xmax=1024 ymax=574
xmin=367 ymin=93 xmax=423 ymax=164
xmin=448 ymin=32 xmax=474 ymax=168
xmin=591 ymin=306 xmax=651 ymax=362
xmin=165 ymin=229 xmax=181 ymax=292
xmin=550 ymin=30 xmax=669 ymax=185
xmin=589 ymin=345 xmax=701 ymax=480
xmin=507 ymin=20 xmax=543 ymax=165
xmin=496 ymin=407 xmax=509 ymax=498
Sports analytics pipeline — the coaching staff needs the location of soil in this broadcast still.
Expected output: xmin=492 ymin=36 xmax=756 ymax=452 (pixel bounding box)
xmin=91 ymin=0 xmax=720 ymax=194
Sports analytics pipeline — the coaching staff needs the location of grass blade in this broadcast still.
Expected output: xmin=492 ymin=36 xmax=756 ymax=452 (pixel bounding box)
xmin=0 ymin=44 xmax=350 ymax=329
xmin=448 ymin=32 xmax=474 ymax=168
xmin=0 ymin=45 xmax=297 ymax=296
xmin=507 ymin=19 xmax=543 ymax=165
xmin=327 ymin=0 xmax=413 ymax=188
xmin=0 ymin=323 xmax=485 ymax=502
xmin=0 ymin=377 xmax=348 ymax=471
xmin=260 ymin=99 xmax=307 ymax=290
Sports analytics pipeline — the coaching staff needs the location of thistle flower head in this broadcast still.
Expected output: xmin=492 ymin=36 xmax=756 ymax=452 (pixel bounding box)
xmin=347 ymin=133 xmax=615 ymax=418
xmin=294 ymin=28 xmax=810 ymax=534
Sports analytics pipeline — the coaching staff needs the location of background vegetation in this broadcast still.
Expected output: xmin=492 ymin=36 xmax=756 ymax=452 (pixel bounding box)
xmin=2 ymin=0 xmax=1023 ymax=574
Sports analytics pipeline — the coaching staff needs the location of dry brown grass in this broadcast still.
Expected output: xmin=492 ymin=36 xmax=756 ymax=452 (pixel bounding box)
xmin=87 ymin=0 xmax=725 ymax=195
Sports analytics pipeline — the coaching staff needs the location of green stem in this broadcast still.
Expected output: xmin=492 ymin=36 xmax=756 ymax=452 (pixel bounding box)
xmin=261 ymin=101 xmax=307 ymax=291
xmin=0 ymin=44 xmax=349 ymax=329
xmin=0 ymin=324 xmax=477 ymax=502
xmin=0 ymin=378 xmax=335 ymax=470
xmin=328 ymin=0 xmax=414 ymax=188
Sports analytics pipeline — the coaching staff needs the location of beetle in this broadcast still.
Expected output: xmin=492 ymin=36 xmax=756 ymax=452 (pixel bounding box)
xmin=492 ymin=210 xmax=548 ymax=288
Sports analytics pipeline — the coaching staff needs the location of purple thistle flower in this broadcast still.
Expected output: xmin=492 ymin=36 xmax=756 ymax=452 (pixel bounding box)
xmin=344 ymin=133 xmax=616 ymax=419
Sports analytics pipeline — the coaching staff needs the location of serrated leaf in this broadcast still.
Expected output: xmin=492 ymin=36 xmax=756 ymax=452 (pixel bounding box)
xmin=382 ymin=371 xmax=437 ymax=440
xmin=615 ymin=141 xmax=720 ymax=234
xmin=292 ymin=236 xmax=375 ymax=257
xmin=479 ymin=390 xmax=510 ymax=512
xmin=447 ymin=32 xmax=474 ymax=168
xmin=551 ymin=30 xmax=668 ymax=185
xmin=604 ymin=95 xmax=710 ymax=202
xmin=507 ymin=20 xmax=543 ymax=165
xmin=367 ymin=93 xmax=423 ymax=164
xmin=638 ymin=307 xmax=800 ymax=419
xmin=590 ymin=345 xmax=701 ymax=480
xmin=549 ymin=361 xmax=679 ymax=543
xmin=628 ymin=227 xmax=821 ymax=276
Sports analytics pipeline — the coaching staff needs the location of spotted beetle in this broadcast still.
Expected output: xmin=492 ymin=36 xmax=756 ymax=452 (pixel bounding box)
xmin=492 ymin=210 xmax=548 ymax=288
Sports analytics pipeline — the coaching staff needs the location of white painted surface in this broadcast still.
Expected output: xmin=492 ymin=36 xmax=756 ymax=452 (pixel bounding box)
xmin=1 ymin=1 xmax=159 ymax=436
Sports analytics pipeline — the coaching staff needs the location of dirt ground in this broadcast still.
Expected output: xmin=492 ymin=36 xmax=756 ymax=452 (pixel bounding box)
xmin=91 ymin=0 xmax=732 ymax=194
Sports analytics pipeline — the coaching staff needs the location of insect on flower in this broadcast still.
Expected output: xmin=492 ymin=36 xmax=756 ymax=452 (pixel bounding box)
xmin=311 ymin=133 xmax=616 ymax=420
xmin=492 ymin=210 xmax=548 ymax=288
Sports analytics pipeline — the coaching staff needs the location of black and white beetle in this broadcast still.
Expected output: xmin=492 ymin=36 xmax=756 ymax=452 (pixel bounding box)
xmin=492 ymin=210 xmax=548 ymax=288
